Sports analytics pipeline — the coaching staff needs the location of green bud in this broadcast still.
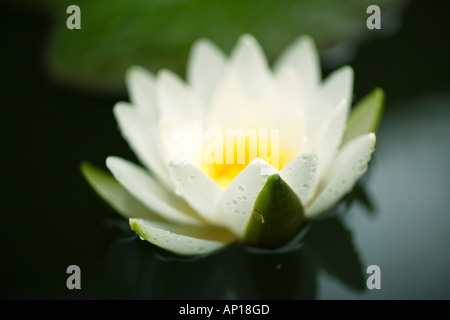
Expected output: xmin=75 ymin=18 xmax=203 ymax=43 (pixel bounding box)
xmin=244 ymin=174 xmax=306 ymax=249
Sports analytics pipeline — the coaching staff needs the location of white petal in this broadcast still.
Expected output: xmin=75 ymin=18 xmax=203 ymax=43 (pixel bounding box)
xmin=187 ymin=39 xmax=226 ymax=103
xmin=224 ymin=34 xmax=272 ymax=99
xmin=305 ymin=133 xmax=376 ymax=217
xmin=301 ymin=66 xmax=353 ymax=144
xmin=279 ymin=153 xmax=318 ymax=206
xmin=106 ymin=156 xmax=204 ymax=226
xmin=155 ymin=69 xmax=203 ymax=122
xmin=315 ymin=99 xmax=350 ymax=177
xmin=274 ymin=35 xmax=321 ymax=86
xmin=207 ymin=81 xmax=272 ymax=129
xmin=168 ymin=159 xmax=223 ymax=224
xmin=272 ymin=67 xmax=306 ymax=153
xmin=130 ymin=219 xmax=234 ymax=256
xmin=216 ymin=158 xmax=277 ymax=238
xmin=125 ymin=66 xmax=158 ymax=120
xmin=321 ymin=65 xmax=354 ymax=111
xmin=273 ymin=37 xmax=323 ymax=142
xmin=113 ymin=102 xmax=173 ymax=190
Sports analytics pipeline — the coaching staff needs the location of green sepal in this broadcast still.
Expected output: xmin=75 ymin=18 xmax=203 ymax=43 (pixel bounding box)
xmin=342 ymin=87 xmax=385 ymax=145
xmin=80 ymin=161 xmax=162 ymax=221
xmin=243 ymin=174 xmax=306 ymax=249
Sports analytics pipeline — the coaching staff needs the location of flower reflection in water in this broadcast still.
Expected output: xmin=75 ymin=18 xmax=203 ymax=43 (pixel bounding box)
xmin=104 ymin=183 xmax=373 ymax=299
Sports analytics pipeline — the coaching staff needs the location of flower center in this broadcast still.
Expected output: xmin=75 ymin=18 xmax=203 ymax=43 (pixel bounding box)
xmin=198 ymin=130 xmax=294 ymax=188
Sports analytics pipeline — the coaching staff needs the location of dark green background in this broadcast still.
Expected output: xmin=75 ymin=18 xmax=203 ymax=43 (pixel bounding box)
xmin=1 ymin=0 xmax=449 ymax=299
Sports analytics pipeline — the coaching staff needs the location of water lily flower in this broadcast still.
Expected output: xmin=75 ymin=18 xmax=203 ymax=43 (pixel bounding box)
xmin=82 ymin=34 xmax=384 ymax=256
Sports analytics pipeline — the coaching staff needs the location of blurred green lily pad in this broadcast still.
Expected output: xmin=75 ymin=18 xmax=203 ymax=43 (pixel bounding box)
xmin=15 ymin=0 xmax=405 ymax=92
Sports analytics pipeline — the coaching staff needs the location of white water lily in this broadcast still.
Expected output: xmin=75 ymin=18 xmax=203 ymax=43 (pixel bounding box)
xmin=83 ymin=34 xmax=384 ymax=256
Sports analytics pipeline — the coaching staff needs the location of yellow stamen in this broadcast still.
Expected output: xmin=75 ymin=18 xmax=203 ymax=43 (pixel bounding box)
xmin=199 ymin=142 xmax=294 ymax=188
